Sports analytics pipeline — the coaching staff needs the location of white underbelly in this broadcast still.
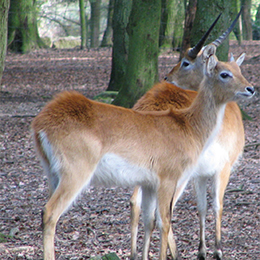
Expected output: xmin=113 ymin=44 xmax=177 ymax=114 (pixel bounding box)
xmin=90 ymin=153 xmax=159 ymax=189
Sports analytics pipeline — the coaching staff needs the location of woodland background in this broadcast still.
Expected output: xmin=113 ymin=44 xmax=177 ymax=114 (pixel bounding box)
xmin=0 ymin=0 xmax=260 ymax=259
xmin=1 ymin=0 xmax=260 ymax=107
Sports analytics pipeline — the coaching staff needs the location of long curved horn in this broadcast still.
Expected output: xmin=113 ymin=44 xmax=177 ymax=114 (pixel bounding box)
xmin=212 ymin=7 xmax=242 ymax=47
xmin=188 ymin=13 xmax=222 ymax=59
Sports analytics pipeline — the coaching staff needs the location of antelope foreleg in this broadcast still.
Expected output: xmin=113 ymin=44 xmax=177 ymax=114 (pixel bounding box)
xmin=213 ymin=164 xmax=231 ymax=260
xmin=130 ymin=186 xmax=142 ymax=260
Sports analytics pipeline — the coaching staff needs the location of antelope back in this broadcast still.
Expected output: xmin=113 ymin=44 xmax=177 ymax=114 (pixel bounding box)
xmin=133 ymin=82 xmax=197 ymax=111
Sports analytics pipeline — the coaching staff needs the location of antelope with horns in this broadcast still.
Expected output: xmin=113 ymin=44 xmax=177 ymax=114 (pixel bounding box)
xmin=130 ymin=10 xmax=247 ymax=260
xmin=32 ymin=44 xmax=254 ymax=260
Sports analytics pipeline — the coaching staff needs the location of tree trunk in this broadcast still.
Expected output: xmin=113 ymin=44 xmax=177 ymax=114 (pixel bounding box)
xmin=180 ymin=0 xmax=197 ymax=59
xmin=230 ymin=0 xmax=242 ymax=45
xmin=253 ymin=4 xmax=260 ymax=40
xmin=106 ymin=0 xmax=132 ymax=91
xmin=113 ymin=0 xmax=161 ymax=108
xmin=100 ymin=0 xmax=114 ymax=47
xmin=191 ymin=0 xmax=231 ymax=61
xmin=171 ymin=0 xmax=185 ymax=50
xmin=159 ymin=0 xmax=175 ymax=48
xmin=0 ymin=0 xmax=10 ymax=83
xmin=79 ymin=0 xmax=87 ymax=49
xmin=8 ymin=0 xmax=42 ymax=53
xmin=241 ymin=0 xmax=252 ymax=40
xmin=90 ymin=0 xmax=101 ymax=48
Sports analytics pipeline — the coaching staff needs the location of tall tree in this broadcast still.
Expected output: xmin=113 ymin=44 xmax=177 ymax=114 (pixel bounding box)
xmin=159 ymin=0 xmax=175 ymax=48
xmin=230 ymin=0 xmax=242 ymax=44
xmin=79 ymin=0 xmax=87 ymax=49
xmin=90 ymin=0 xmax=101 ymax=48
xmin=8 ymin=0 xmax=43 ymax=53
xmin=113 ymin=0 xmax=161 ymax=107
xmin=253 ymin=3 xmax=260 ymax=40
xmin=101 ymin=0 xmax=114 ymax=47
xmin=0 ymin=0 xmax=10 ymax=82
xmin=106 ymin=0 xmax=132 ymax=91
xmin=171 ymin=0 xmax=185 ymax=50
xmin=180 ymin=0 xmax=197 ymax=59
xmin=241 ymin=0 xmax=252 ymax=40
xmin=159 ymin=0 xmax=185 ymax=49
xmin=191 ymin=0 xmax=231 ymax=61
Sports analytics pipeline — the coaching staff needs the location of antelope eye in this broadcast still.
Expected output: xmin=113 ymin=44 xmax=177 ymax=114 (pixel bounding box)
xmin=220 ymin=72 xmax=232 ymax=79
xmin=182 ymin=61 xmax=190 ymax=67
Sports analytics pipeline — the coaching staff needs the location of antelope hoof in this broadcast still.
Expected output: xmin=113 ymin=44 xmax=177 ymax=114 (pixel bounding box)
xmin=172 ymin=252 xmax=181 ymax=260
xmin=197 ymin=252 xmax=206 ymax=260
xmin=213 ymin=249 xmax=223 ymax=260
xmin=197 ymin=242 xmax=206 ymax=260
xmin=130 ymin=253 xmax=137 ymax=260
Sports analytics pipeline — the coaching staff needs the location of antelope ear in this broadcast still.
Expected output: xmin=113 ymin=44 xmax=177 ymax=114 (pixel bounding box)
xmin=202 ymin=44 xmax=217 ymax=61
xmin=205 ymin=55 xmax=217 ymax=76
xmin=236 ymin=53 xmax=245 ymax=66
xmin=230 ymin=53 xmax=235 ymax=62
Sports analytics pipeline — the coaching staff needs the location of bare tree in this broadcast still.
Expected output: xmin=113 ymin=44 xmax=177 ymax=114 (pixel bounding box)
xmin=90 ymin=0 xmax=101 ymax=48
xmin=8 ymin=0 xmax=43 ymax=53
xmin=79 ymin=0 xmax=87 ymax=49
xmin=106 ymin=0 xmax=132 ymax=91
xmin=0 ymin=0 xmax=10 ymax=82
xmin=113 ymin=0 xmax=161 ymax=107
xmin=101 ymin=0 xmax=114 ymax=47
xmin=241 ymin=0 xmax=252 ymax=40
xmin=180 ymin=0 xmax=197 ymax=59
xmin=191 ymin=0 xmax=231 ymax=61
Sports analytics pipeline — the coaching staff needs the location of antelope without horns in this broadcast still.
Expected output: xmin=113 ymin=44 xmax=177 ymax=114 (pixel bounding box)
xmin=130 ymin=10 xmax=247 ymax=260
xmin=32 ymin=46 xmax=254 ymax=260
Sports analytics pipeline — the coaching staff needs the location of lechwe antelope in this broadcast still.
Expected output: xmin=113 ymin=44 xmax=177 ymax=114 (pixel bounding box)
xmin=130 ymin=11 xmax=247 ymax=260
xmin=131 ymin=59 xmax=245 ymax=260
xmin=32 ymin=47 xmax=254 ymax=260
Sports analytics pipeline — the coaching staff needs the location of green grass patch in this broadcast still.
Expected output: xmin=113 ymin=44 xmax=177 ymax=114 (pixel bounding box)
xmin=93 ymin=91 xmax=118 ymax=104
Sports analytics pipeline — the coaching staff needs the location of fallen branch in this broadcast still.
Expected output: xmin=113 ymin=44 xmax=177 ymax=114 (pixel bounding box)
xmin=0 ymin=113 xmax=36 ymax=118
xmin=244 ymin=142 xmax=260 ymax=148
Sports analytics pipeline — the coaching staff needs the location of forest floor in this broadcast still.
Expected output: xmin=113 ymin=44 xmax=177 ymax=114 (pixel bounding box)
xmin=0 ymin=40 xmax=259 ymax=260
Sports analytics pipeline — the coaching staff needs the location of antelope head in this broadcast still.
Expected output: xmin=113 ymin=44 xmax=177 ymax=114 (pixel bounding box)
xmin=165 ymin=9 xmax=242 ymax=91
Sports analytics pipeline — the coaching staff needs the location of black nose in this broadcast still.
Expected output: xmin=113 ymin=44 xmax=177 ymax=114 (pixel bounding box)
xmin=246 ymin=86 xmax=255 ymax=95
xmin=164 ymin=76 xmax=168 ymax=81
